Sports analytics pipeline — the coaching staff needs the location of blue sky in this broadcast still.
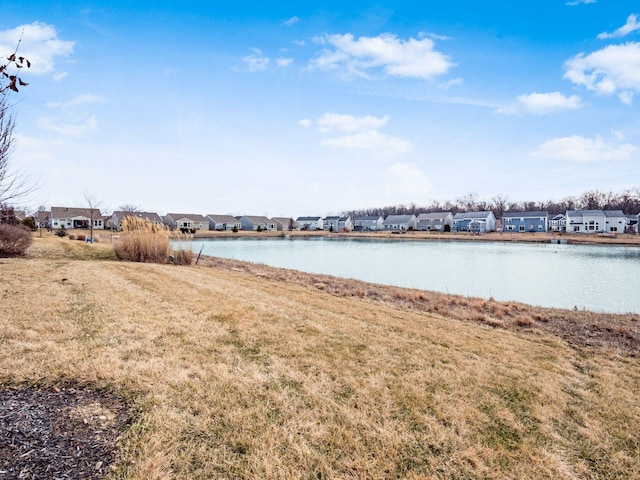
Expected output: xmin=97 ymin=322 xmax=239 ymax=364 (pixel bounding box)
xmin=1 ymin=0 xmax=639 ymax=217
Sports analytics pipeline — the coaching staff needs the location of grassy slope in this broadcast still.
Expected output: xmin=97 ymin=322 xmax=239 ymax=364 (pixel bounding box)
xmin=1 ymin=237 xmax=639 ymax=479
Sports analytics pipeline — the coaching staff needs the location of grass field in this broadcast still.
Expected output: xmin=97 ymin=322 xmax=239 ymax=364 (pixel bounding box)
xmin=1 ymin=236 xmax=639 ymax=479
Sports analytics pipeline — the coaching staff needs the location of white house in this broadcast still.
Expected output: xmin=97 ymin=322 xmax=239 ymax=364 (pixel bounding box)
xmin=50 ymin=206 xmax=104 ymax=230
xmin=382 ymin=214 xmax=417 ymax=231
xmin=239 ymin=215 xmax=278 ymax=231
xmin=549 ymin=213 xmax=566 ymax=232
xmin=566 ymin=210 xmax=626 ymax=233
xmin=163 ymin=213 xmax=209 ymax=231
xmin=206 ymin=214 xmax=242 ymax=231
xmin=297 ymin=216 xmax=323 ymax=230
xmin=353 ymin=215 xmax=384 ymax=231
xmin=323 ymin=216 xmax=340 ymax=231
xmin=416 ymin=212 xmax=453 ymax=232
xmin=337 ymin=216 xmax=353 ymax=232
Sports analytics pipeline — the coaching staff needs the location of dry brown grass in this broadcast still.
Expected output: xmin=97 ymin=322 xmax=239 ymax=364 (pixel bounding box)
xmin=1 ymin=237 xmax=639 ymax=479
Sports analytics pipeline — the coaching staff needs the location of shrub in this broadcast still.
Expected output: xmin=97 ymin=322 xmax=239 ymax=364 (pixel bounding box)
xmin=171 ymin=248 xmax=193 ymax=265
xmin=0 ymin=224 xmax=33 ymax=256
xmin=68 ymin=234 xmax=76 ymax=240
xmin=114 ymin=217 xmax=171 ymax=263
xmin=21 ymin=216 xmax=36 ymax=231
xmin=55 ymin=226 xmax=67 ymax=237
xmin=77 ymin=234 xmax=86 ymax=241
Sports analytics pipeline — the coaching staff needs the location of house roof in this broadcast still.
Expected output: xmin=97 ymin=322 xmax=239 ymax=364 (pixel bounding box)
xmin=51 ymin=206 xmax=102 ymax=219
xmin=297 ymin=216 xmax=322 ymax=221
xmin=453 ymin=211 xmax=494 ymax=220
xmin=338 ymin=216 xmax=351 ymax=222
xmin=502 ymin=211 xmax=548 ymax=218
xmin=206 ymin=214 xmax=240 ymax=224
xmin=324 ymin=216 xmax=341 ymax=221
xmin=166 ymin=213 xmax=207 ymax=222
xmin=241 ymin=215 xmax=273 ymax=224
xmin=383 ymin=214 xmax=415 ymax=224
xmin=551 ymin=213 xmax=565 ymax=220
xmin=113 ymin=211 xmax=163 ymax=223
xmin=354 ymin=215 xmax=382 ymax=221
xmin=271 ymin=217 xmax=296 ymax=226
xmin=603 ymin=210 xmax=625 ymax=217
xmin=417 ymin=212 xmax=453 ymax=220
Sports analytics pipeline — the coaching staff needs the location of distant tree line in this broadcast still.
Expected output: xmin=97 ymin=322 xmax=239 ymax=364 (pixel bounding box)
xmin=345 ymin=188 xmax=640 ymax=219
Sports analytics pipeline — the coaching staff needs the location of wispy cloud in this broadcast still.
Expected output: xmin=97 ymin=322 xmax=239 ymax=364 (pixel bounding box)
xmin=533 ymin=134 xmax=637 ymax=162
xmin=276 ymin=57 xmax=294 ymax=67
xmin=242 ymin=49 xmax=270 ymax=72
xmin=566 ymin=0 xmax=596 ymax=6
xmin=317 ymin=113 xmax=389 ymax=132
xmin=498 ymin=92 xmax=583 ymax=115
xmin=598 ymin=14 xmax=640 ymax=39
xmin=284 ymin=16 xmax=299 ymax=26
xmin=304 ymin=113 xmax=411 ymax=157
xmin=45 ymin=93 xmax=106 ymax=109
xmin=0 ymin=22 xmax=74 ymax=76
xmin=37 ymin=116 xmax=98 ymax=137
xmin=310 ymin=33 xmax=455 ymax=80
xmin=564 ymin=42 xmax=640 ymax=103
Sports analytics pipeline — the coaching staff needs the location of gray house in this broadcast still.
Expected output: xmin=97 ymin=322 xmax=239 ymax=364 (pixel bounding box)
xmin=163 ymin=213 xmax=209 ymax=232
xmin=109 ymin=211 xmax=163 ymax=231
xmin=382 ymin=214 xmax=417 ymax=231
xmin=416 ymin=212 xmax=453 ymax=232
xmin=337 ymin=216 xmax=353 ymax=232
xmin=452 ymin=211 xmax=496 ymax=232
xmin=239 ymin=215 xmax=278 ymax=231
xmin=502 ymin=211 xmax=548 ymax=233
xmin=272 ymin=217 xmax=297 ymax=231
xmin=206 ymin=214 xmax=242 ymax=231
xmin=353 ymin=215 xmax=384 ymax=231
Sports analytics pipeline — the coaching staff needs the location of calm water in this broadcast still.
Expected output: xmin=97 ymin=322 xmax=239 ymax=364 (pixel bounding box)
xmin=186 ymin=237 xmax=640 ymax=314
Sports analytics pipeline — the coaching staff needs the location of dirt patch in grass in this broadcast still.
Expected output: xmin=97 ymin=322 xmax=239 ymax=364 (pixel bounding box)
xmin=199 ymin=255 xmax=640 ymax=357
xmin=0 ymin=386 xmax=130 ymax=479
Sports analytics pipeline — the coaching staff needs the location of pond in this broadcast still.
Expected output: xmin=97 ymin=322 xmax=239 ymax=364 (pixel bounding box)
xmin=185 ymin=237 xmax=640 ymax=314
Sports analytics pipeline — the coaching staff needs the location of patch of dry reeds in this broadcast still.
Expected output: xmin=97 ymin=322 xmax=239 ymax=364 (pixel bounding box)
xmin=114 ymin=217 xmax=172 ymax=263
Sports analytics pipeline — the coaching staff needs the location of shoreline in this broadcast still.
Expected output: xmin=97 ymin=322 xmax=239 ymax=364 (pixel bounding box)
xmin=193 ymin=229 xmax=640 ymax=247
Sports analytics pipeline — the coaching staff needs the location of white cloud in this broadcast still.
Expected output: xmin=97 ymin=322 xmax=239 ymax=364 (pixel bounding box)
xmin=383 ymin=163 xmax=433 ymax=199
xmin=317 ymin=113 xmax=389 ymax=132
xmin=298 ymin=118 xmax=311 ymax=127
xmin=276 ymin=57 xmax=294 ymax=67
xmin=311 ymin=113 xmax=411 ymax=157
xmin=564 ymin=42 xmax=640 ymax=102
xmin=533 ymin=134 xmax=637 ymax=162
xmin=323 ymin=129 xmax=412 ymax=156
xmin=284 ymin=16 xmax=299 ymax=26
xmin=311 ymin=33 xmax=455 ymax=80
xmin=0 ymin=22 xmax=74 ymax=75
xmin=598 ymin=14 xmax=640 ymax=39
xmin=45 ymin=93 xmax=105 ymax=109
xmin=242 ymin=50 xmax=269 ymax=72
xmin=499 ymin=92 xmax=583 ymax=115
xmin=566 ymin=0 xmax=596 ymax=5
xmin=37 ymin=115 xmax=98 ymax=137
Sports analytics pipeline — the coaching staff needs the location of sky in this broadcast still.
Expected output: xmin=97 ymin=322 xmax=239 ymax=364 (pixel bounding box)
xmin=1 ymin=0 xmax=639 ymax=217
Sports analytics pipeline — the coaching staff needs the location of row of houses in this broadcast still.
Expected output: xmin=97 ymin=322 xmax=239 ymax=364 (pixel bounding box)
xmin=34 ymin=207 xmax=640 ymax=235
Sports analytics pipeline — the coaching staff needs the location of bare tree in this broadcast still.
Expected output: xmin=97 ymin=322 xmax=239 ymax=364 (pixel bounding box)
xmin=0 ymin=45 xmax=33 ymax=207
xmin=82 ymin=191 xmax=102 ymax=242
xmin=118 ymin=204 xmax=142 ymax=213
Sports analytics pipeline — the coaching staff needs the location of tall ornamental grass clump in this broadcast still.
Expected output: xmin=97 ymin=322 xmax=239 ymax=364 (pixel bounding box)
xmin=0 ymin=224 xmax=33 ymax=257
xmin=114 ymin=217 xmax=172 ymax=263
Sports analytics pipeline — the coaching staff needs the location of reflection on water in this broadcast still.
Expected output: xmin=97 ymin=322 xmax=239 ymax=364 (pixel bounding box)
xmin=185 ymin=237 xmax=640 ymax=314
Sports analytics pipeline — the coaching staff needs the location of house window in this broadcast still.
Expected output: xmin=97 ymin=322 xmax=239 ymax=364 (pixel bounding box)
xmin=519 ymin=226 xmax=525 ymax=232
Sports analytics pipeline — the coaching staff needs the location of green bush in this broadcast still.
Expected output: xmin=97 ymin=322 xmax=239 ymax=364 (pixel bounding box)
xmin=21 ymin=217 xmax=36 ymax=231
xmin=55 ymin=226 xmax=67 ymax=237
xmin=0 ymin=224 xmax=33 ymax=257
